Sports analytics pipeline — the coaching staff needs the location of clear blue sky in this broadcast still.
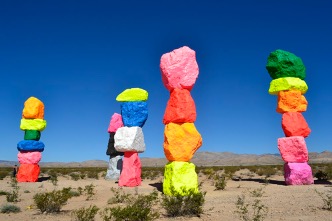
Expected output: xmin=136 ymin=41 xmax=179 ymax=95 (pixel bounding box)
xmin=1 ymin=0 xmax=331 ymax=162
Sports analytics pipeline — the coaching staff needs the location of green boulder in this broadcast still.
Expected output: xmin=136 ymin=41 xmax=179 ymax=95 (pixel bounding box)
xmin=116 ymin=88 xmax=148 ymax=102
xmin=163 ymin=161 xmax=198 ymax=196
xmin=24 ymin=130 xmax=41 ymax=141
xmin=268 ymin=77 xmax=308 ymax=95
xmin=266 ymin=49 xmax=306 ymax=80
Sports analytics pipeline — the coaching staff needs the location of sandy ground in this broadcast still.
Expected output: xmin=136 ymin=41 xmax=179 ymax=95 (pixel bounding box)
xmin=0 ymin=170 xmax=331 ymax=221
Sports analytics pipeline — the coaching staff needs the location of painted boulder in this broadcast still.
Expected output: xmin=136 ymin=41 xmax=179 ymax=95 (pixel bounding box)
xmin=107 ymin=113 xmax=123 ymax=133
xmin=163 ymin=88 xmax=196 ymax=124
xmin=16 ymin=164 xmax=40 ymax=182
xmin=20 ymin=119 xmax=47 ymax=131
xmin=277 ymin=90 xmax=307 ymax=113
xmin=160 ymin=46 xmax=199 ymax=91
xmin=163 ymin=161 xmax=198 ymax=196
xmin=163 ymin=122 xmax=202 ymax=161
xmin=116 ymin=88 xmax=148 ymax=102
xmin=118 ymin=152 xmax=141 ymax=187
xmin=268 ymin=77 xmax=308 ymax=95
xmin=284 ymin=162 xmax=314 ymax=185
xmin=106 ymin=132 xmax=124 ymax=157
xmin=24 ymin=130 xmax=41 ymax=141
xmin=114 ymin=126 xmax=145 ymax=153
xmin=120 ymin=102 xmax=148 ymax=127
xmin=105 ymin=155 xmax=123 ymax=181
xmin=17 ymin=151 xmax=42 ymax=164
xmin=17 ymin=140 xmax=44 ymax=152
xmin=22 ymin=96 xmax=45 ymax=119
xmin=278 ymin=136 xmax=308 ymax=162
xmin=266 ymin=49 xmax=306 ymax=80
xmin=282 ymin=112 xmax=311 ymax=137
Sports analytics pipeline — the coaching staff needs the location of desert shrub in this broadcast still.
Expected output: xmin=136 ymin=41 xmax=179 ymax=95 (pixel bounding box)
xmin=84 ymin=184 xmax=96 ymax=201
xmin=201 ymin=168 xmax=215 ymax=179
xmin=33 ymin=188 xmax=72 ymax=213
xmin=214 ymin=174 xmax=227 ymax=190
xmin=224 ymin=166 xmax=241 ymax=177
xmin=315 ymin=189 xmax=332 ymax=211
xmin=256 ymin=166 xmax=277 ymax=177
xmin=107 ymin=187 xmax=131 ymax=204
xmin=6 ymin=178 xmax=20 ymax=203
xmin=72 ymin=205 xmax=99 ymax=221
xmin=141 ymin=170 xmax=161 ymax=180
xmin=48 ymin=171 xmax=58 ymax=186
xmin=86 ymin=171 xmax=99 ymax=179
xmin=0 ymin=190 xmax=8 ymax=195
xmin=162 ymin=187 xmax=206 ymax=217
xmin=24 ymin=190 xmax=30 ymax=193
xmin=70 ymin=172 xmax=81 ymax=181
xmin=101 ymin=190 xmax=159 ymax=221
xmin=0 ymin=204 xmax=21 ymax=213
xmin=235 ymin=188 xmax=268 ymax=221
xmin=249 ymin=188 xmax=265 ymax=198
xmin=0 ymin=171 xmax=9 ymax=180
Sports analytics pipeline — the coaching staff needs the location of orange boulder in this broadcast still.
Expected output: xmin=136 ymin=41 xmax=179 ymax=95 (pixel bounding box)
xmin=163 ymin=89 xmax=196 ymax=124
xmin=164 ymin=122 xmax=202 ymax=162
xmin=16 ymin=164 xmax=40 ymax=182
xmin=282 ymin=112 xmax=311 ymax=137
xmin=277 ymin=90 xmax=307 ymax=113
xmin=22 ymin=97 xmax=44 ymax=119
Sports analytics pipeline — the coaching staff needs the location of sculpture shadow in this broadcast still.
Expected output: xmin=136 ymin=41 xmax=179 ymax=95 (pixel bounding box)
xmin=314 ymin=179 xmax=332 ymax=185
xmin=37 ymin=176 xmax=50 ymax=182
xmin=232 ymin=177 xmax=286 ymax=186
xmin=149 ymin=182 xmax=163 ymax=193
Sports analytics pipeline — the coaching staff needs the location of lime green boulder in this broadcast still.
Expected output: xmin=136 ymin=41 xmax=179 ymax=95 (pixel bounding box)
xmin=268 ymin=77 xmax=308 ymax=95
xmin=116 ymin=88 xmax=148 ymax=102
xmin=163 ymin=161 xmax=198 ymax=196
xmin=266 ymin=49 xmax=306 ymax=80
xmin=24 ymin=130 xmax=41 ymax=141
xmin=20 ymin=119 xmax=47 ymax=131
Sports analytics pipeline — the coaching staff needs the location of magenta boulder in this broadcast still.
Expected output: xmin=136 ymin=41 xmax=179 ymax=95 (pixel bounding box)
xmin=284 ymin=162 xmax=314 ymax=185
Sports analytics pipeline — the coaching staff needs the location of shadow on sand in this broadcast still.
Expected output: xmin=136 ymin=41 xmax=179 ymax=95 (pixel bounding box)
xmin=149 ymin=182 xmax=163 ymax=193
xmin=233 ymin=177 xmax=332 ymax=186
xmin=37 ymin=176 xmax=51 ymax=182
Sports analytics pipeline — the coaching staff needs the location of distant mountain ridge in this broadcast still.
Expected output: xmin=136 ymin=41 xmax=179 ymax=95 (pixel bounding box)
xmin=1 ymin=151 xmax=331 ymax=167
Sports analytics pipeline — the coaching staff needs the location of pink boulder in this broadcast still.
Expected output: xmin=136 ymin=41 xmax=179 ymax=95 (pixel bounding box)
xmin=163 ymin=88 xmax=196 ymax=124
xmin=278 ymin=136 xmax=308 ymax=163
xmin=118 ymin=152 xmax=141 ymax=187
xmin=160 ymin=46 xmax=199 ymax=91
xmin=282 ymin=112 xmax=311 ymax=137
xmin=284 ymin=162 xmax=314 ymax=185
xmin=107 ymin=113 xmax=123 ymax=133
xmin=18 ymin=151 xmax=42 ymax=164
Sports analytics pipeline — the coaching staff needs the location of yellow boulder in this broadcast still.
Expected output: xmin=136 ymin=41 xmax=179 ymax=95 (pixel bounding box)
xmin=20 ymin=119 xmax=47 ymax=131
xmin=268 ymin=77 xmax=308 ymax=95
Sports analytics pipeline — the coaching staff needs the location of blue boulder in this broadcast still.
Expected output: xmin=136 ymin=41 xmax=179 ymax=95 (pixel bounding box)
xmin=120 ymin=102 xmax=148 ymax=127
xmin=17 ymin=140 xmax=45 ymax=152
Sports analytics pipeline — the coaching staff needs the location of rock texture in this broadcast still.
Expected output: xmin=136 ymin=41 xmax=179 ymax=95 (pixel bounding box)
xmin=160 ymin=46 xmax=199 ymax=91
xmin=118 ymin=152 xmax=141 ymax=187
xmin=266 ymin=49 xmax=306 ymax=80
xmin=278 ymin=136 xmax=308 ymax=162
xmin=268 ymin=77 xmax=308 ymax=95
xmin=284 ymin=162 xmax=314 ymax=185
xmin=282 ymin=112 xmax=311 ymax=137
xmin=116 ymin=88 xmax=148 ymax=102
xmin=114 ymin=126 xmax=145 ymax=153
xmin=163 ymin=88 xmax=196 ymax=124
xmin=17 ymin=140 xmax=45 ymax=152
xmin=16 ymin=164 xmax=40 ymax=182
xmin=105 ymin=155 xmax=122 ymax=181
xmin=107 ymin=113 xmax=123 ymax=133
xmin=17 ymin=152 xmax=42 ymax=164
xmin=163 ymin=161 xmax=198 ymax=196
xmin=20 ymin=119 xmax=47 ymax=131
xmin=120 ymin=102 xmax=148 ymax=127
xmin=22 ymin=97 xmax=45 ymax=119
xmin=277 ymin=90 xmax=307 ymax=113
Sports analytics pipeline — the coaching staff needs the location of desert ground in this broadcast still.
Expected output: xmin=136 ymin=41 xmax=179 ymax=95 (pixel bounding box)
xmin=0 ymin=169 xmax=331 ymax=221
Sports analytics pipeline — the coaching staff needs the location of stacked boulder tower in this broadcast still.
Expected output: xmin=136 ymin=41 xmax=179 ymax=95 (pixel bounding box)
xmin=160 ymin=46 xmax=203 ymax=195
xmin=105 ymin=113 xmax=124 ymax=181
xmin=114 ymin=88 xmax=148 ymax=187
xmin=266 ymin=49 xmax=314 ymax=185
xmin=17 ymin=97 xmax=47 ymax=182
